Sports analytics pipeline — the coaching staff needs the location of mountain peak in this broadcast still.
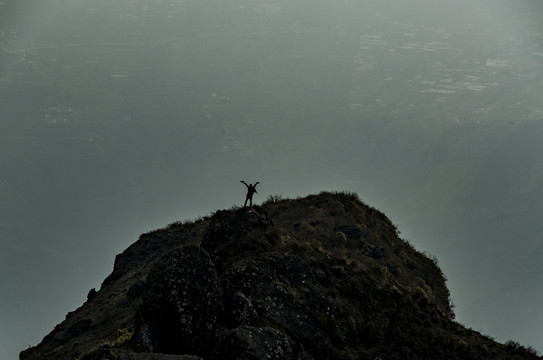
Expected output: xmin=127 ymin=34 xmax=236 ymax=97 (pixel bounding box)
xmin=20 ymin=192 xmax=541 ymax=360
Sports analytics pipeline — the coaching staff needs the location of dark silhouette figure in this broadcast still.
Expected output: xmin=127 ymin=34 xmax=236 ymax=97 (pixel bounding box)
xmin=240 ymin=180 xmax=259 ymax=208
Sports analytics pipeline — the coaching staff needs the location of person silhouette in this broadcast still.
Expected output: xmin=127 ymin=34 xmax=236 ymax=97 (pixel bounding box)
xmin=240 ymin=180 xmax=259 ymax=208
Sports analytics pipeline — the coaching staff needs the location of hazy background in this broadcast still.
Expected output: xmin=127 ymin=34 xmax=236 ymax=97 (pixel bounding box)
xmin=1 ymin=0 xmax=542 ymax=358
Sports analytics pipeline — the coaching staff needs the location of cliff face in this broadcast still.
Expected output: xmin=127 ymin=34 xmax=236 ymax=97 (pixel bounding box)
xmin=20 ymin=192 xmax=540 ymax=360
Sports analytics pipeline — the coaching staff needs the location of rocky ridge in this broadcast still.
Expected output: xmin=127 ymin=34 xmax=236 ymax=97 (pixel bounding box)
xmin=20 ymin=192 xmax=541 ymax=360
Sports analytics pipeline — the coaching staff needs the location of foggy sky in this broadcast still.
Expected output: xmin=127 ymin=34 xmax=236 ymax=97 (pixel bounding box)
xmin=1 ymin=0 xmax=542 ymax=359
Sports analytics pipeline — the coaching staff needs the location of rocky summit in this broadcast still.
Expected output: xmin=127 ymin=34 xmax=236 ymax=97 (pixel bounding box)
xmin=20 ymin=192 xmax=541 ymax=360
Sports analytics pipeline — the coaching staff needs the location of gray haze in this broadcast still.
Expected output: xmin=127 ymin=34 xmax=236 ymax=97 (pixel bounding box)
xmin=1 ymin=0 xmax=542 ymax=358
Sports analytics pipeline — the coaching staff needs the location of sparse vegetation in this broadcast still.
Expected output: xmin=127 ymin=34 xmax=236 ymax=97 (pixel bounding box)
xmin=506 ymin=341 xmax=541 ymax=357
xmin=76 ymin=328 xmax=133 ymax=360
xmin=264 ymin=194 xmax=285 ymax=205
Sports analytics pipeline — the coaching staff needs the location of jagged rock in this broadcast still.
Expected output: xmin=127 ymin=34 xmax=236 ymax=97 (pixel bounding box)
xmin=87 ymin=288 xmax=97 ymax=301
xmin=214 ymin=326 xmax=293 ymax=360
xmin=134 ymin=245 xmax=222 ymax=355
xmin=222 ymin=252 xmax=342 ymax=343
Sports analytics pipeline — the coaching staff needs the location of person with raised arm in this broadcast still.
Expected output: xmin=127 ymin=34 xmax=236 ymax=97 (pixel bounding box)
xmin=240 ymin=180 xmax=260 ymax=208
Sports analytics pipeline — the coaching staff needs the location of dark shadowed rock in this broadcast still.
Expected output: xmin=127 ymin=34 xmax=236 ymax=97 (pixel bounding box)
xmin=134 ymin=245 xmax=222 ymax=355
xmin=222 ymin=252 xmax=342 ymax=343
xmin=214 ymin=326 xmax=293 ymax=360
xmin=68 ymin=319 xmax=92 ymax=336
xmin=127 ymin=280 xmax=145 ymax=298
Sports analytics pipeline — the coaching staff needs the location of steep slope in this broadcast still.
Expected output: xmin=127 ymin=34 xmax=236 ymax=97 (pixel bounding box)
xmin=20 ymin=192 xmax=540 ymax=360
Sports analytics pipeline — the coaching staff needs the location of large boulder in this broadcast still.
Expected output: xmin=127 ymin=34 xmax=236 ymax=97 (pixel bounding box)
xmin=134 ymin=245 xmax=222 ymax=355
xmin=222 ymin=252 xmax=343 ymax=343
xmin=202 ymin=208 xmax=274 ymax=249
xmin=201 ymin=208 xmax=275 ymax=270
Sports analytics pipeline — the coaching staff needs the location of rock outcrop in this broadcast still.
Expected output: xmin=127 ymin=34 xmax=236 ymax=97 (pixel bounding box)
xmin=134 ymin=245 xmax=222 ymax=355
xmin=221 ymin=252 xmax=340 ymax=344
xmin=20 ymin=192 xmax=542 ymax=360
